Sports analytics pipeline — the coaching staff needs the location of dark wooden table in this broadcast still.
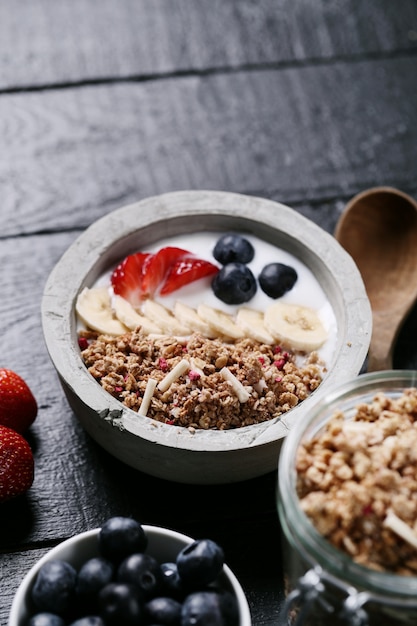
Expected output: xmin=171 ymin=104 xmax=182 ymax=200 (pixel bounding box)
xmin=1 ymin=2 xmax=417 ymax=624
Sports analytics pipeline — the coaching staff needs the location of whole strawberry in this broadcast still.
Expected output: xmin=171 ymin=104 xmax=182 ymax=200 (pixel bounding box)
xmin=0 ymin=425 xmax=34 ymax=502
xmin=0 ymin=368 xmax=38 ymax=433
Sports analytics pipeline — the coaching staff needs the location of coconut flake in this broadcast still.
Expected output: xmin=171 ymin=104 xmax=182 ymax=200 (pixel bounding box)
xmin=220 ymin=367 xmax=251 ymax=403
xmin=157 ymin=359 xmax=190 ymax=392
xmin=189 ymin=357 xmax=205 ymax=377
xmin=139 ymin=378 xmax=157 ymax=417
xmin=383 ymin=510 xmax=417 ymax=551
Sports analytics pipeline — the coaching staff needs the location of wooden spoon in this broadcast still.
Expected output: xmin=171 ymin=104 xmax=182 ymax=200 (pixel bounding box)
xmin=334 ymin=186 xmax=417 ymax=371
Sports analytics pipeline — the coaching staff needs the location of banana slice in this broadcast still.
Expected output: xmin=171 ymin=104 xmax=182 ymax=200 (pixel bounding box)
xmin=173 ymin=301 xmax=219 ymax=338
xmin=76 ymin=287 xmax=128 ymax=336
xmin=264 ymin=302 xmax=328 ymax=351
xmin=112 ymin=294 xmax=162 ymax=334
xmin=143 ymin=299 xmax=190 ymax=336
xmin=236 ymin=308 xmax=275 ymax=345
xmin=197 ymin=304 xmax=245 ymax=340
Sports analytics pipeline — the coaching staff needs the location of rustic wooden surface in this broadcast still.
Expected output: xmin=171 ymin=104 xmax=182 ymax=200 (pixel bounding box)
xmin=1 ymin=2 xmax=417 ymax=624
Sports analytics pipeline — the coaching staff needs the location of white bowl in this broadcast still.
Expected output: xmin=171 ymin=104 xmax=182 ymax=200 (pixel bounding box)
xmin=41 ymin=190 xmax=371 ymax=484
xmin=9 ymin=524 xmax=252 ymax=626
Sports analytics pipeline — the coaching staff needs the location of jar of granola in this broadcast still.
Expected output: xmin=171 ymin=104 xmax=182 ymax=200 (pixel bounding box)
xmin=277 ymin=370 xmax=417 ymax=626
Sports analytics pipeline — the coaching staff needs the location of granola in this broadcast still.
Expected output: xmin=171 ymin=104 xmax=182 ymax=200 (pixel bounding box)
xmin=79 ymin=329 xmax=325 ymax=430
xmin=296 ymin=388 xmax=417 ymax=575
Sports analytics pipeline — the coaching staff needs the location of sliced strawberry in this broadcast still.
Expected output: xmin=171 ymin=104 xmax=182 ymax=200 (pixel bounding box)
xmin=110 ymin=252 xmax=151 ymax=307
xmin=0 ymin=369 xmax=37 ymax=433
xmin=0 ymin=425 xmax=34 ymax=502
xmin=141 ymin=247 xmax=189 ymax=297
xmin=160 ymin=257 xmax=219 ymax=295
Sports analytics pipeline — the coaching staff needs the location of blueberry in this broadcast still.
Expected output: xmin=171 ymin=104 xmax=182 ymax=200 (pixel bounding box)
xmin=68 ymin=618 xmax=105 ymax=626
xmin=161 ymin=562 xmax=185 ymax=599
xmin=98 ymin=582 xmax=142 ymax=625
xmin=216 ymin=590 xmax=240 ymax=626
xmin=28 ymin=613 xmax=66 ymax=626
xmin=176 ymin=539 xmax=224 ymax=589
xmin=76 ymin=557 xmax=114 ymax=608
xmin=31 ymin=560 xmax=77 ymax=616
xmin=117 ymin=552 xmax=164 ymax=598
xmin=258 ymin=263 xmax=297 ymax=299
xmin=213 ymin=234 xmax=254 ymax=265
xmin=212 ymin=263 xmax=257 ymax=304
xmin=181 ymin=591 xmax=239 ymax=626
xmin=99 ymin=517 xmax=147 ymax=563
xmin=144 ymin=596 xmax=182 ymax=625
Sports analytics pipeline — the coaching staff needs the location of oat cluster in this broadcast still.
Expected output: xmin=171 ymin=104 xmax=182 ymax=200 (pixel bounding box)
xmin=296 ymin=388 xmax=417 ymax=574
xmin=79 ymin=330 xmax=324 ymax=430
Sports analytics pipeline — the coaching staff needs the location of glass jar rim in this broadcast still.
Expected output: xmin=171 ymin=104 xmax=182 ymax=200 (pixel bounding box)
xmin=278 ymin=369 xmax=417 ymax=597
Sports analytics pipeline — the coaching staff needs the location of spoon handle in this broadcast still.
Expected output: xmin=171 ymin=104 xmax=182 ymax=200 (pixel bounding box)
xmin=367 ymin=311 xmax=397 ymax=372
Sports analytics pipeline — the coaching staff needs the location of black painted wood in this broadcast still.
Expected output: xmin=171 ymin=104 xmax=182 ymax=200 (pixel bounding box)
xmin=0 ymin=0 xmax=416 ymax=90
xmin=1 ymin=2 xmax=417 ymax=625
xmin=1 ymin=55 xmax=417 ymax=238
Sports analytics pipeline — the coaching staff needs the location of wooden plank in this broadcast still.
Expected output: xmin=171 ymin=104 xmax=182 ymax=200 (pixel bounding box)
xmin=1 ymin=56 xmax=416 ymax=236
xmin=0 ymin=0 xmax=416 ymax=90
xmin=1 ymin=550 xmax=47 ymax=626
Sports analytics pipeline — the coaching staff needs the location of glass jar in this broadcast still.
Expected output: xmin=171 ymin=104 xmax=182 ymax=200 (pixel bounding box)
xmin=277 ymin=370 xmax=417 ymax=626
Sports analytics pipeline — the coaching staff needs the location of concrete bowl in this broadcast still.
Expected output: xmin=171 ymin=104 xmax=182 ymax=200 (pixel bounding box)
xmin=42 ymin=190 xmax=371 ymax=484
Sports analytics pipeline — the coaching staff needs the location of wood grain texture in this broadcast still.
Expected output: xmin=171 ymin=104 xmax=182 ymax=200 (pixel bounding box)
xmin=0 ymin=0 xmax=416 ymax=90
xmin=1 ymin=56 xmax=417 ymax=237
xmin=335 ymin=188 xmax=417 ymax=371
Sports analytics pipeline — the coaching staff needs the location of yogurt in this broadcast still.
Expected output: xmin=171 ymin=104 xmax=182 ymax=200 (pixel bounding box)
xmin=94 ymin=231 xmax=337 ymax=366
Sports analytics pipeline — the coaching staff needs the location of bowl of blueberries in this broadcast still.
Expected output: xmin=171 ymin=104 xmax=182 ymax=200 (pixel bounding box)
xmin=42 ymin=190 xmax=371 ymax=484
xmin=9 ymin=516 xmax=251 ymax=626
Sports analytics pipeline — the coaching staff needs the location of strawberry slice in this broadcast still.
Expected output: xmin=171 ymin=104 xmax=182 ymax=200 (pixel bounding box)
xmin=160 ymin=257 xmax=219 ymax=295
xmin=141 ymin=247 xmax=189 ymax=297
xmin=110 ymin=252 xmax=151 ymax=307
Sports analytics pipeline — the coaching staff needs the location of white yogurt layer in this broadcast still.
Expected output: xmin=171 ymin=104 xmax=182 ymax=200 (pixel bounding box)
xmin=95 ymin=231 xmax=338 ymax=366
